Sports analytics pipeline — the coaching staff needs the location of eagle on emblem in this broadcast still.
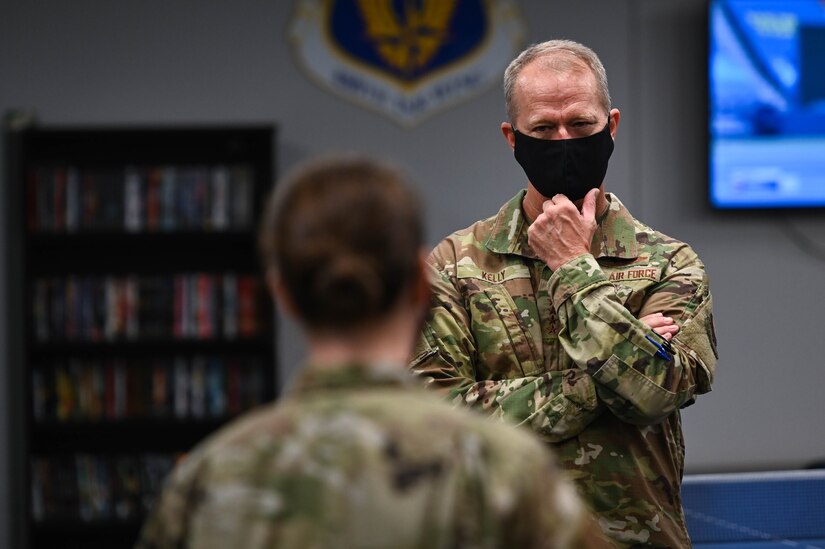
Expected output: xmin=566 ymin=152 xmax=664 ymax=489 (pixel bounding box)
xmin=356 ymin=0 xmax=459 ymax=77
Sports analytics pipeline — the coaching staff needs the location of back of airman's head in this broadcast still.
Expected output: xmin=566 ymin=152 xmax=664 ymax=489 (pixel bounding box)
xmin=259 ymin=156 xmax=422 ymax=333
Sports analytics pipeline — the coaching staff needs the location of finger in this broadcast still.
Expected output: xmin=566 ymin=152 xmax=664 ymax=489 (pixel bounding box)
xmin=581 ymin=188 xmax=599 ymax=220
xmin=552 ymin=194 xmax=571 ymax=206
xmin=653 ymin=324 xmax=679 ymax=336
xmin=653 ymin=325 xmax=679 ymax=343
xmin=640 ymin=312 xmax=664 ymax=322
xmin=640 ymin=313 xmax=669 ymax=327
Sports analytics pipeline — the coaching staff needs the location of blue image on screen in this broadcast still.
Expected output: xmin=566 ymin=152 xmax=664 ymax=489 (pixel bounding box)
xmin=709 ymin=0 xmax=825 ymax=208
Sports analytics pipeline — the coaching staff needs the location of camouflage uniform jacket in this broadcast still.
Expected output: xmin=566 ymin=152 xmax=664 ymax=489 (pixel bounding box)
xmin=136 ymin=361 xmax=595 ymax=549
xmin=411 ymin=191 xmax=718 ymax=548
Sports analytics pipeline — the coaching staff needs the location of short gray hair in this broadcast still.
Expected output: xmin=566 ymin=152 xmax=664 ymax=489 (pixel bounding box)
xmin=503 ymin=39 xmax=611 ymax=122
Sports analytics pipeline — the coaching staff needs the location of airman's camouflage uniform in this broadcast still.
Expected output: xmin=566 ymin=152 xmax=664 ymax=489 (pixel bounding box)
xmin=136 ymin=361 xmax=595 ymax=549
xmin=411 ymin=191 xmax=718 ymax=548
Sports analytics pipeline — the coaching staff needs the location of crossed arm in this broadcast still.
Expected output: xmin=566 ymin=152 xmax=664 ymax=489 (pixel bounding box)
xmin=411 ymin=191 xmax=717 ymax=440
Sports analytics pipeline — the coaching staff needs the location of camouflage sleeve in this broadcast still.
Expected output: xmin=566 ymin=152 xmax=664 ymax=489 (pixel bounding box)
xmin=411 ymin=263 xmax=603 ymax=443
xmin=549 ymin=248 xmax=718 ymax=426
xmin=506 ymin=451 xmax=609 ymax=549
xmin=134 ymin=453 xmax=201 ymax=549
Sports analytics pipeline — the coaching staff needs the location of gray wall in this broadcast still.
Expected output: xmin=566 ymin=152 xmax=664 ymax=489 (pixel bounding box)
xmin=2 ymin=1 xmax=824 ymax=547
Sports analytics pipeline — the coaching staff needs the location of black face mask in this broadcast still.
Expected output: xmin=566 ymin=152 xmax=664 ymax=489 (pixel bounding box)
xmin=513 ymin=120 xmax=614 ymax=201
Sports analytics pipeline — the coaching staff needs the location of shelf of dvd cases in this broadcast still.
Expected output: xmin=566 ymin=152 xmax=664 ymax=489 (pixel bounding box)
xmin=5 ymin=123 xmax=277 ymax=549
xmin=26 ymin=163 xmax=255 ymax=234
xmin=30 ymin=272 xmax=264 ymax=342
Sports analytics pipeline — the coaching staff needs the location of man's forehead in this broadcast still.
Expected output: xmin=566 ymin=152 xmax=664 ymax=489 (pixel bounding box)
xmin=516 ymin=61 xmax=598 ymax=99
xmin=531 ymin=52 xmax=592 ymax=75
xmin=516 ymin=56 xmax=597 ymax=93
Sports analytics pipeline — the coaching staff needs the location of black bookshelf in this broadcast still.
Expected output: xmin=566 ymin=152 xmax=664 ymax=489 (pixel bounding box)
xmin=4 ymin=122 xmax=278 ymax=549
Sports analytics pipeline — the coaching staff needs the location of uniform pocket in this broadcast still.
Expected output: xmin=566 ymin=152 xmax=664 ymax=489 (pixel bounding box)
xmin=457 ymin=262 xmax=542 ymax=379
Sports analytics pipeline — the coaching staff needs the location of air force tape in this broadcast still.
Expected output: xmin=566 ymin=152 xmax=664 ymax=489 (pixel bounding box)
xmin=289 ymin=0 xmax=527 ymax=127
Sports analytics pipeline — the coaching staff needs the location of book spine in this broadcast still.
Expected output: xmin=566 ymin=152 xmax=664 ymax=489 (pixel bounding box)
xmin=173 ymin=356 xmax=189 ymax=419
xmin=190 ymin=356 xmax=206 ymax=419
xmin=210 ymin=166 xmax=230 ymax=231
xmin=222 ymin=274 xmax=238 ymax=339
xmin=124 ymin=166 xmax=144 ymax=232
xmin=230 ymin=165 xmax=254 ymax=230
xmin=65 ymin=167 xmax=80 ymax=232
xmin=161 ymin=167 xmax=177 ymax=231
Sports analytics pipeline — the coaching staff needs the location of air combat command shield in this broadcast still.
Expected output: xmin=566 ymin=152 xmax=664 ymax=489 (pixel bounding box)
xmin=289 ymin=0 xmax=527 ymax=127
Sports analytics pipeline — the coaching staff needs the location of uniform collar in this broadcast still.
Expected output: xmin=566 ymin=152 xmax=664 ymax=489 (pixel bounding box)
xmin=484 ymin=190 xmax=639 ymax=260
xmin=287 ymin=361 xmax=418 ymax=396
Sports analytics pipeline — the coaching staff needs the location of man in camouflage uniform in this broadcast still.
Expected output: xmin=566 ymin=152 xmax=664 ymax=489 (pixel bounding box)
xmin=136 ymin=156 xmax=602 ymax=548
xmin=411 ymin=40 xmax=718 ymax=547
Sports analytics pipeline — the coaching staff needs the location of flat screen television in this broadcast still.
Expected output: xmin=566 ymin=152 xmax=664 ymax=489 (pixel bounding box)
xmin=709 ymin=0 xmax=825 ymax=209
